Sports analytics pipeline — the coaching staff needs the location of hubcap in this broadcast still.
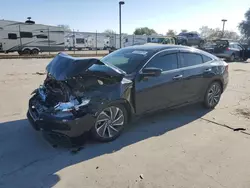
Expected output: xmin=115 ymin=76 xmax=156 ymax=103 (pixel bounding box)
xmin=95 ymin=106 xmax=124 ymax=138
xmin=207 ymin=84 xmax=221 ymax=107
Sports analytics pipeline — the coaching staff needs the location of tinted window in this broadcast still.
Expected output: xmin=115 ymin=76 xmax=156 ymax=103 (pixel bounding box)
xmin=36 ymin=35 xmax=48 ymax=39
xmin=146 ymin=53 xmax=178 ymax=71
xmin=202 ymin=55 xmax=212 ymax=63
xmin=8 ymin=33 xmax=17 ymax=39
xmin=76 ymin=38 xmax=85 ymax=44
xmin=180 ymin=53 xmax=203 ymax=67
xmin=20 ymin=32 xmax=33 ymax=38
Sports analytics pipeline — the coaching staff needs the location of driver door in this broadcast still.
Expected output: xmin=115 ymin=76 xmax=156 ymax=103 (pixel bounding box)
xmin=135 ymin=50 xmax=185 ymax=115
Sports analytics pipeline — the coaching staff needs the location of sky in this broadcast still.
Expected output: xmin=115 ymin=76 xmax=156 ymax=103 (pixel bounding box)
xmin=0 ymin=0 xmax=250 ymax=34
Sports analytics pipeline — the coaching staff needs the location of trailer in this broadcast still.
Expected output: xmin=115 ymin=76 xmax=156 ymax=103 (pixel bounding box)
xmin=65 ymin=33 xmax=88 ymax=50
xmin=0 ymin=20 xmax=64 ymax=55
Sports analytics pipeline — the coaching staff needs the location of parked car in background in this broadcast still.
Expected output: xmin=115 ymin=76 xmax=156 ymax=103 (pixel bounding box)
xmin=202 ymin=39 xmax=250 ymax=61
xmin=144 ymin=36 xmax=177 ymax=45
xmin=177 ymin=32 xmax=205 ymax=47
xmin=27 ymin=45 xmax=228 ymax=144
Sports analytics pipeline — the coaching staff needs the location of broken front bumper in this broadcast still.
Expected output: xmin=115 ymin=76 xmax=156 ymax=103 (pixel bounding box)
xmin=27 ymin=96 xmax=96 ymax=139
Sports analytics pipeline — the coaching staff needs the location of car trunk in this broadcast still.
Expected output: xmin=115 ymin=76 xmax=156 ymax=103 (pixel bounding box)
xmin=213 ymin=40 xmax=229 ymax=53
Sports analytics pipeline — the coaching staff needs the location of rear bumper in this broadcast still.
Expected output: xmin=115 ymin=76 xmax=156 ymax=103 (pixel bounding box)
xmin=213 ymin=53 xmax=231 ymax=59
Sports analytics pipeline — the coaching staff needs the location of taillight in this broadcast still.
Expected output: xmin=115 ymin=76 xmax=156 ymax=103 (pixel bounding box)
xmin=226 ymin=48 xmax=230 ymax=51
xmin=225 ymin=64 xmax=229 ymax=71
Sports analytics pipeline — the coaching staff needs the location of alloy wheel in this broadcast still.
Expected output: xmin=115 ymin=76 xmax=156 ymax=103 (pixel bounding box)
xmin=95 ymin=106 xmax=125 ymax=139
xmin=207 ymin=83 xmax=221 ymax=107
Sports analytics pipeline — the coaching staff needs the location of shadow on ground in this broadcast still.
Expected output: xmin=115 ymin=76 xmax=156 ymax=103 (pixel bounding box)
xmin=0 ymin=104 xmax=210 ymax=188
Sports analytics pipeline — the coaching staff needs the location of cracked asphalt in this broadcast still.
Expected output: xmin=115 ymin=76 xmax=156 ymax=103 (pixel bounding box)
xmin=0 ymin=59 xmax=250 ymax=188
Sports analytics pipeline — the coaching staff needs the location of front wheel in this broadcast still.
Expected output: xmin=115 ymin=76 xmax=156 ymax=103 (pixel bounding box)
xmin=91 ymin=104 xmax=128 ymax=142
xmin=203 ymin=82 xmax=222 ymax=109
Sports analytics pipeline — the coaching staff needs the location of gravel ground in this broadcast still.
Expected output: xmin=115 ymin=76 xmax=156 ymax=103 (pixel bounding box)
xmin=0 ymin=59 xmax=250 ymax=188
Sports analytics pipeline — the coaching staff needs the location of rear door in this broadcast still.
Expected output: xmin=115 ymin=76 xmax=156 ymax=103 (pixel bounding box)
xmin=135 ymin=50 xmax=185 ymax=114
xmin=178 ymin=50 xmax=212 ymax=102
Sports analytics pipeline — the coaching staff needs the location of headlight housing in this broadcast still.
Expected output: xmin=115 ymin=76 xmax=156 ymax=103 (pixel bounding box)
xmin=54 ymin=98 xmax=90 ymax=112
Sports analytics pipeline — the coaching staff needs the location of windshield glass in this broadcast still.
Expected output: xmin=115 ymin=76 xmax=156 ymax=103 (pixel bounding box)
xmin=100 ymin=48 xmax=153 ymax=74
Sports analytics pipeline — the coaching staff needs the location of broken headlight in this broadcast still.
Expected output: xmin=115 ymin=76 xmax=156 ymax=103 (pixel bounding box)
xmin=54 ymin=98 xmax=90 ymax=112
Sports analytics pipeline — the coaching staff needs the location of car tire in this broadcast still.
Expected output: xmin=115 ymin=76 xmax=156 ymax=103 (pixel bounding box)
xmin=91 ymin=103 xmax=128 ymax=142
xmin=229 ymin=54 xmax=235 ymax=62
xmin=203 ymin=82 xmax=222 ymax=109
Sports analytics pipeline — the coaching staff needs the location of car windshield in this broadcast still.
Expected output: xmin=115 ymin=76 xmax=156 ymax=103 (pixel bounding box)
xmin=100 ymin=48 xmax=153 ymax=74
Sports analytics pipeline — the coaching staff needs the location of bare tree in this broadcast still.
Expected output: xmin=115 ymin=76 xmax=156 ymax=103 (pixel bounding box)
xmin=166 ymin=29 xmax=176 ymax=36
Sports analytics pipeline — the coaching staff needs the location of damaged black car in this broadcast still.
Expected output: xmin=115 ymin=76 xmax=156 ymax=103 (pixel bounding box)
xmin=27 ymin=45 xmax=228 ymax=144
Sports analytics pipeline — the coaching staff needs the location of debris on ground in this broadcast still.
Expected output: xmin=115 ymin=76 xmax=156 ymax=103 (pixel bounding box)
xmin=96 ymin=166 xmax=99 ymax=169
xmin=71 ymin=146 xmax=84 ymax=154
xmin=140 ymin=174 xmax=144 ymax=179
xmin=235 ymin=108 xmax=250 ymax=119
xmin=33 ymin=72 xmax=46 ymax=75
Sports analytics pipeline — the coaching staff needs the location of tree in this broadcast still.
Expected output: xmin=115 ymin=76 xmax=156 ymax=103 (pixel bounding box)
xmin=134 ymin=27 xmax=157 ymax=35
xmin=239 ymin=8 xmax=250 ymax=39
xmin=199 ymin=26 xmax=240 ymax=41
xmin=57 ymin=24 xmax=71 ymax=32
xmin=181 ymin=29 xmax=188 ymax=33
xmin=103 ymin=29 xmax=116 ymax=37
xmin=166 ymin=29 xmax=176 ymax=36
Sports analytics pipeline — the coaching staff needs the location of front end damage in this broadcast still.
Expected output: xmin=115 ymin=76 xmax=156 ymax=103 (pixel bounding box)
xmin=27 ymin=53 xmax=133 ymax=146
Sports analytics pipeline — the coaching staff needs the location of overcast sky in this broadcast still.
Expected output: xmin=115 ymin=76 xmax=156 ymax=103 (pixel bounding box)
xmin=1 ymin=0 xmax=249 ymax=34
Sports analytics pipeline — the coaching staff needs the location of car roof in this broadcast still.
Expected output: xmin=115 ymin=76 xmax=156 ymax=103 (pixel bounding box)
xmin=122 ymin=44 xmax=191 ymax=52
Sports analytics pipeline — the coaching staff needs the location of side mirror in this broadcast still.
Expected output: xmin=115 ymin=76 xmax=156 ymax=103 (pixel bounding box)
xmin=141 ymin=67 xmax=162 ymax=77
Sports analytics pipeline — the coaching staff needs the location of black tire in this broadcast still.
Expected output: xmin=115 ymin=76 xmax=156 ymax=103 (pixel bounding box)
xmin=91 ymin=103 xmax=128 ymax=142
xmin=22 ymin=49 xmax=31 ymax=55
xmin=182 ymin=40 xmax=187 ymax=46
xmin=229 ymin=54 xmax=235 ymax=62
xmin=18 ymin=51 xmax=23 ymax=55
xmin=198 ymin=41 xmax=204 ymax=48
xmin=203 ymin=82 xmax=222 ymax=109
xmin=32 ymin=49 xmax=39 ymax=55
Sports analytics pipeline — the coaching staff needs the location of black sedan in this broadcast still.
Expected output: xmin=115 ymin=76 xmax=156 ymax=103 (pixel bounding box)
xmin=27 ymin=45 xmax=229 ymax=143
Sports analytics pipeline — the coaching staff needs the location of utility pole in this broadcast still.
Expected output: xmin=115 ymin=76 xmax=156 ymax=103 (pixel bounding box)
xmin=119 ymin=1 xmax=125 ymax=48
xmin=221 ymin=19 xmax=227 ymax=38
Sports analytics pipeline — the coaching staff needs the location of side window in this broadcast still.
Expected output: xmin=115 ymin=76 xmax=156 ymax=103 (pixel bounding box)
xmin=202 ymin=55 xmax=212 ymax=63
xmin=180 ymin=52 xmax=203 ymax=67
xmin=8 ymin=33 xmax=17 ymax=39
xmin=20 ymin=32 xmax=33 ymax=38
xmin=36 ymin=35 xmax=48 ymax=39
xmin=146 ymin=53 xmax=178 ymax=71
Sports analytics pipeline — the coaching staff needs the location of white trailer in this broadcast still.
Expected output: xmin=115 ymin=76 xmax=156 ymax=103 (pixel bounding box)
xmin=86 ymin=34 xmax=111 ymax=50
xmin=0 ymin=20 xmax=64 ymax=55
xmin=65 ymin=33 xmax=88 ymax=50
xmin=123 ymin=35 xmax=148 ymax=47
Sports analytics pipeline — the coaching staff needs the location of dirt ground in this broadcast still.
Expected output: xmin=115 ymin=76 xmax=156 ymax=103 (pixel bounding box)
xmin=0 ymin=59 xmax=250 ymax=188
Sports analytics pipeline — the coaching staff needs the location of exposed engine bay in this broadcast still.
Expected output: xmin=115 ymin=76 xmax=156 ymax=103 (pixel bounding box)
xmin=31 ymin=53 xmax=127 ymax=115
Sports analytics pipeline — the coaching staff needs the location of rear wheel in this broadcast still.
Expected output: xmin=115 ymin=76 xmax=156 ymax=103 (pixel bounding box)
xmin=203 ymin=82 xmax=222 ymax=109
xmin=229 ymin=54 xmax=235 ymax=62
xmin=22 ymin=49 xmax=31 ymax=55
xmin=32 ymin=49 xmax=39 ymax=55
xmin=91 ymin=104 xmax=128 ymax=142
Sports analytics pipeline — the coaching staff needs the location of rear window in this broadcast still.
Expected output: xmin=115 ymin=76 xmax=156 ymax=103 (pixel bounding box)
xmin=180 ymin=52 xmax=203 ymax=67
xmin=202 ymin=55 xmax=212 ymax=63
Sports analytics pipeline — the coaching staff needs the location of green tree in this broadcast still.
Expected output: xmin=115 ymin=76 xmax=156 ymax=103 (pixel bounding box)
xmin=181 ymin=29 xmax=188 ymax=33
xmin=57 ymin=24 xmax=71 ymax=32
xmin=239 ymin=8 xmax=250 ymax=39
xmin=134 ymin=27 xmax=157 ymax=35
xmin=166 ymin=29 xmax=176 ymax=36
xmin=103 ymin=29 xmax=116 ymax=37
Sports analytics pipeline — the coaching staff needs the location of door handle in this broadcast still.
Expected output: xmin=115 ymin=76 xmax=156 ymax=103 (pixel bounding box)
xmin=173 ymin=74 xmax=183 ymax=80
xmin=204 ymin=68 xmax=212 ymax=72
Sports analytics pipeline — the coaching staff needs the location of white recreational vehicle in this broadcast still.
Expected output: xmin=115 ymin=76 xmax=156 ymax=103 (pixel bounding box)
xmin=65 ymin=33 xmax=88 ymax=50
xmin=0 ymin=20 xmax=64 ymax=55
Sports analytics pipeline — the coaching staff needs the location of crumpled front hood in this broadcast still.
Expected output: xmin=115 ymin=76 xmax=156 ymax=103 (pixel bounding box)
xmin=46 ymin=53 xmax=123 ymax=81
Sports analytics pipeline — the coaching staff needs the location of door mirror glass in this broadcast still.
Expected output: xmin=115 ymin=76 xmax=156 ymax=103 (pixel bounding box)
xmin=141 ymin=67 xmax=162 ymax=77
